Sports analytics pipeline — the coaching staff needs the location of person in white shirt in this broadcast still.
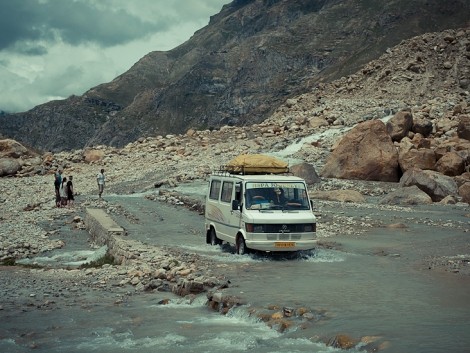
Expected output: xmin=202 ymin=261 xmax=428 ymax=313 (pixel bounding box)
xmin=97 ymin=169 xmax=105 ymax=198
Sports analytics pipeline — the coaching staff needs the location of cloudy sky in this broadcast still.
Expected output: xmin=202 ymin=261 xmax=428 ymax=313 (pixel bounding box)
xmin=0 ymin=0 xmax=229 ymax=113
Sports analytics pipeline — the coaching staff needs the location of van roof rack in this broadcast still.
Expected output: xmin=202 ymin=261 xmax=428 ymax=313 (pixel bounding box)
xmin=213 ymin=165 xmax=291 ymax=176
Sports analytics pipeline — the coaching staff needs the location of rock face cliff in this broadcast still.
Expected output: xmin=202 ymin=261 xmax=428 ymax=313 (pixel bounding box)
xmin=1 ymin=0 xmax=469 ymax=151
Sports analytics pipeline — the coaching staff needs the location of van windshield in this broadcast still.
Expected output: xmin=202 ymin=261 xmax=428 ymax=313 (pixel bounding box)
xmin=245 ymin=182 xmax=310 ymax=210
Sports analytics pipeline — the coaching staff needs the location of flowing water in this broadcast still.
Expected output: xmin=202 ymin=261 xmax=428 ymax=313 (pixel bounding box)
xmin=1 ymin=193 xmax=469 ymax=353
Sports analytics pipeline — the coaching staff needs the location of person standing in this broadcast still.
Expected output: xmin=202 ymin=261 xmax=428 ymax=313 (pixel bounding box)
xmin=66 ymin=175 xmax=74 ymax=207
xmin=54 ymin=169 xmax=62 ymax=207
xmin=59 ymin=177 xmax=68 ymax=207
xmin=97 ymin=169 xmax=105 ymax=198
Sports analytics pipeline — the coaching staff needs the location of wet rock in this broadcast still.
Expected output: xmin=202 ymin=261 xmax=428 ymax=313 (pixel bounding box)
xmin=327 ymin=334 xmax=360 ymax=349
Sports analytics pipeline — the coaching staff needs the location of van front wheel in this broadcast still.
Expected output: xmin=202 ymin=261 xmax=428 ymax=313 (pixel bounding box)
xmin=236 ymin=236 xmax=248 ymax=255
xmin=209 ymin=229 xmax=222 ymax=246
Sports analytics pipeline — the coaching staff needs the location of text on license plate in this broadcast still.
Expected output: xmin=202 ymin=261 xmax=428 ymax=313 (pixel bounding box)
xmin=275 ymin=242 xmax=295 ymax=248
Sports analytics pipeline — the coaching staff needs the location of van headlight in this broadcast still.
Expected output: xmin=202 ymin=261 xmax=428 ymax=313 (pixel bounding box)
xmin=304 ymin=223 xmax=316 ymax=232
xmin=245 ymin=224 xmax=264 ymax=233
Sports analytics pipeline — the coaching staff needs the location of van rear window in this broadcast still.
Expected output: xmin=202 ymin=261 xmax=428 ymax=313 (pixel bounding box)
xmin=209 ymin=180 xmax=221 ymax=200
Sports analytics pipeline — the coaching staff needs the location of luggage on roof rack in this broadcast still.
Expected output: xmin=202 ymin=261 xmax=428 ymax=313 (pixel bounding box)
xmin=223 ymin=154 xmax=289 ymax=175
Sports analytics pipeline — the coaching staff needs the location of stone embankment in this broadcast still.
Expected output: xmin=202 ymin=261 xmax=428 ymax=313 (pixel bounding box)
xmin=84 ymin=207 xmax=229 ymax=296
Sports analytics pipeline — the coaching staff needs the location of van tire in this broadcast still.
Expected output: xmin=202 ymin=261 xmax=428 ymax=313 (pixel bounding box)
xmin=236 ymin=236 xmax=248 ymax=255
xmin=209 ymin=228 xmax=222 ymax=246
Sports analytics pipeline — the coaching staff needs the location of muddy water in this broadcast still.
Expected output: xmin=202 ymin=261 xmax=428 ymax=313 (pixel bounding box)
xmin=1 ymin=193 xmax=469 ymax=353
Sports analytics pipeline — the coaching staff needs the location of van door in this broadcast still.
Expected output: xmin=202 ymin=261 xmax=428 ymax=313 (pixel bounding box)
xmin=219 ymin=180 xmax=241 ymax=242
xmin=233 ymin=181 xmax=243 ymax=229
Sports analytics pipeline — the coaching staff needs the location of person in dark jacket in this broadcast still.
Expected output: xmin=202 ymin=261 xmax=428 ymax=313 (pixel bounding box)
xmin=66 ymin=175 xmax=74 ymax=207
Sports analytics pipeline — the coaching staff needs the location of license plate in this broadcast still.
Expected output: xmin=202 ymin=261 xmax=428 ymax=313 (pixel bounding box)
xmin=275 ymin=242 xmax=295 ymax=248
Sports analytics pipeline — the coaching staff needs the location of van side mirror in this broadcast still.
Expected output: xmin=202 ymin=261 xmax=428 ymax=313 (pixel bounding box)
xmin=310 ymin=200 xmax=315 ymax=210
xmin=232 ymin=200 xmax=240 ymax=211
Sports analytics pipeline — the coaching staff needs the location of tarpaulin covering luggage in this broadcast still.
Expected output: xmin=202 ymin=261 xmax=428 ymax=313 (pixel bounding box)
xmin=225 ymin=154 xmax=289 ymax=174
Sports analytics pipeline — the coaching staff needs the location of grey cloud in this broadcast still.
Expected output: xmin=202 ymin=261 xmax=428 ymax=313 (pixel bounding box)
xmin=0 ymin=0 xmax=170 ymax=53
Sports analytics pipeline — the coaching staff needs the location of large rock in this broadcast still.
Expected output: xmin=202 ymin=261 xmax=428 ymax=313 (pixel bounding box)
xmin=459 ymin=182 xmax=470 ymax=204
xmin=412 ymin=118 xmax=433 ymax=137
xmin=386 ymin=111 xmax=413 ymax=142
xmin=457 ymin=115 xmax=470 ymax=140
xmin=308 ymin=117 xmax=329 ymax=129
xmin=0 ymin=139 xmax=29 ymax=158
xmin=435 ymin=151 xmax=465 ymax=176
xmin=290 ymin=162 xmax=320 ymax=184
xmin=379 ymin=185 xmax=432 ymax=205
xmin=0 ymin=158 xmax=22 ymax=177
xmin=309 ymin=190 xmax=365 ymax=203
xmin=398 ymin=148 xmax=436 ymax=173
xmin=399 ymin=168 xmax=459 ymax=202
xmin=321 ymin=120 xmax=399 ymax=182
xmin=83 ymin=149 xmax=105 ymax=163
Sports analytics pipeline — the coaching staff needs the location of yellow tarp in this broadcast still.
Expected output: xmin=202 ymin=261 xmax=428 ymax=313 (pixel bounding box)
xmin=225 ymin=154 xmax=289 ymax=174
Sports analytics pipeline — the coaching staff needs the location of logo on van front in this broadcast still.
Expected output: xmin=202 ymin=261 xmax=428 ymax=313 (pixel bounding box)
xmin=280 ymin=224 xmax=290 ymax=233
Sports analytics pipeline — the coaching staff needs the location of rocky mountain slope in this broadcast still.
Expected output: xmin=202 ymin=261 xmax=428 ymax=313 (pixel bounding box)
xmin=0 ymin=0 xmax=469 ymax=152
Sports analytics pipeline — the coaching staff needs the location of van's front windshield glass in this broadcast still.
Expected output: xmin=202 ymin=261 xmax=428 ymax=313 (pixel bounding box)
xmin=245 ymin=182 xmax=309 ymax=210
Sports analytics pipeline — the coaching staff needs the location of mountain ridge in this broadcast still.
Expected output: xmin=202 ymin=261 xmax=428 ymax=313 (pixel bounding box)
xmin=1 ymin=0 xmax=469 ymax=151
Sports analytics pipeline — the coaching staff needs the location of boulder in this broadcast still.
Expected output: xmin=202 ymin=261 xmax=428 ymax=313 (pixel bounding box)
xmin=308 ymin=117 xmax=329 ymax=129
xmin=321 ymin=120 xmax=399 ymax=182
xmin=455 ymin=172 xmax=470 ymax=187
xmin=83 ymin=149 xmax=105 ymax=163
xmin=435 ymin=151 xmax=465 ymax=176
xmin=379 ymin=185 xmax=432 ymax=205
xmin=328 ymin=334 xmax=359 ymax=350
xmin=290 ymin=162 xmax=321 ymax=184
xmin=459 ymin=182 xmax=470 ymax=204
xmin=436 ymin=118 xmax=459 ymax=135
xmin=399 ymin=168 xmax=459 ymax=202
xmin=0 ymin=139 xmax=29 ymax=158
xmin=412 ymin=118 xmax=433 ymax=137
xmin=398 ymin=148 xmax=436 ymax=173
xmin=309 ymin=189 xmax=365 ymax=203
xmin=457 ymin=115 xmax=470 ymax=140
xmin=0 ymin=158 xmax=22 ymax=177
xmin=386 ymin=110 xmax=413 ymax=141
xmin=439 ymin=195 xmax=458 ymax=205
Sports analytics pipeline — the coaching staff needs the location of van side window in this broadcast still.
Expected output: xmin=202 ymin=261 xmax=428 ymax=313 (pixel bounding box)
xmin=209 ymin=180 xmax=221 ymax=200
xmin=221 ymin=181 xmax=233 ymax=203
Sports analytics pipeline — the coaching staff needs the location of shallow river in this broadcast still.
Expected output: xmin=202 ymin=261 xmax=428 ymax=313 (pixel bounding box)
xmin=1 ymin=193 xmax=469 ymax=353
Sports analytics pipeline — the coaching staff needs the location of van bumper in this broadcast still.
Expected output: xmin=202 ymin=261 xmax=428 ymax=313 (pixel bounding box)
xmin=245 ymin=239 xmax=317 ymax=252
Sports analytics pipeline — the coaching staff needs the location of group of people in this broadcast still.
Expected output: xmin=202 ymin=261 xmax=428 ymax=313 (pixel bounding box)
xmin=53 ymin=168 xmax=106 ymax=207
xmin=54 ymin=170 xmax=74 ymax=208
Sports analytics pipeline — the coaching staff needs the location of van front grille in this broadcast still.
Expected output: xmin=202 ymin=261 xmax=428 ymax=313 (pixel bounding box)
xmin=264 ymin=224 xmax=311 ymax=233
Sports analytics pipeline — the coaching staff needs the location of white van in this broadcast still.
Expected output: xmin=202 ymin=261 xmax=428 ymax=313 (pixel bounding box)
xmin=205 ymin=171 xmax=317 ymax=254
